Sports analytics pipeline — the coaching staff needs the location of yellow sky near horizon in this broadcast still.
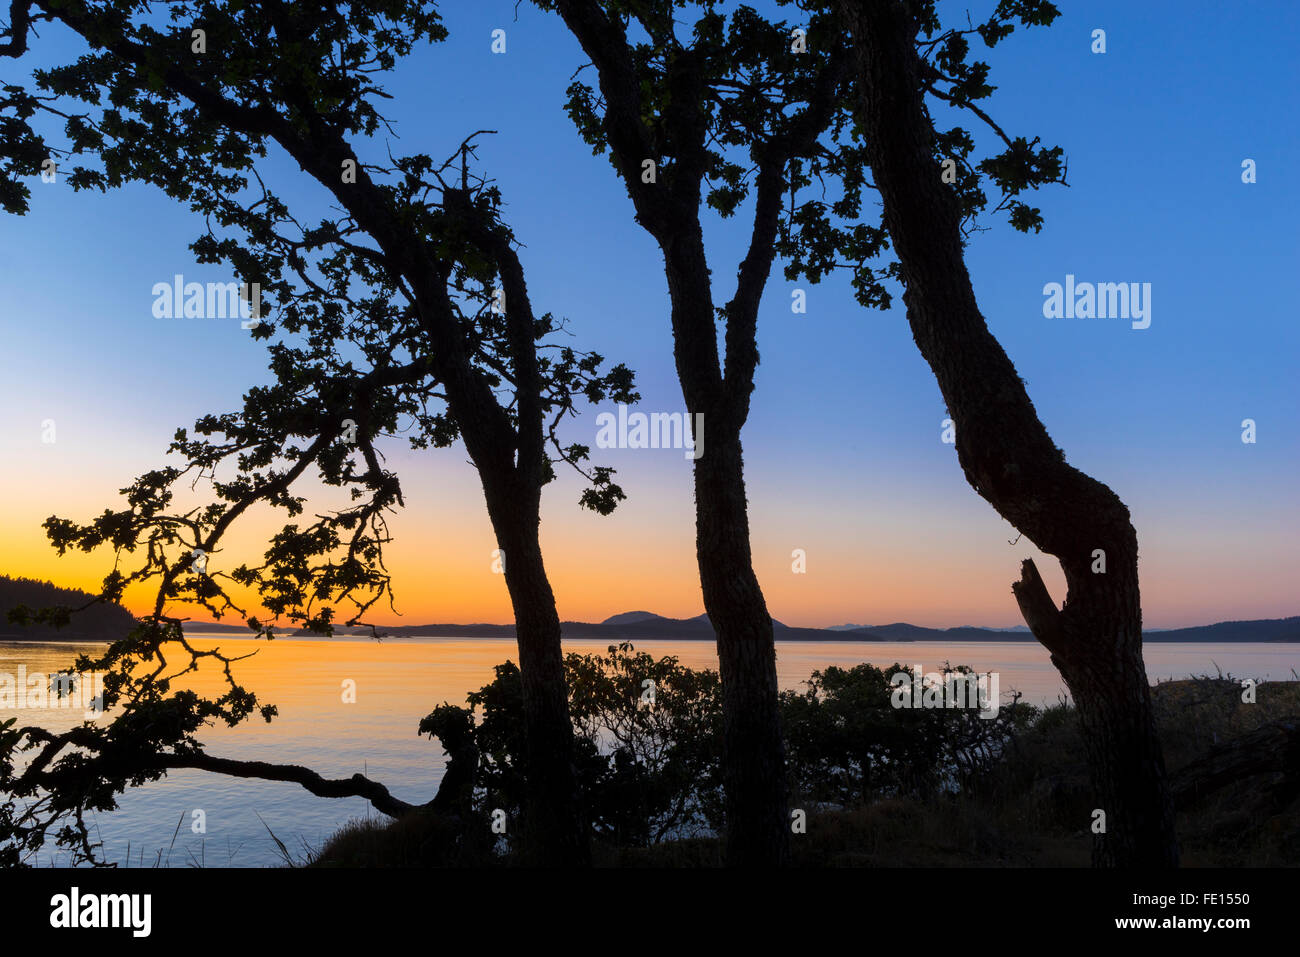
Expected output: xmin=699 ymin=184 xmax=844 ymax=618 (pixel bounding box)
xmin=3 ymin=426 xmax=1296 ymax=632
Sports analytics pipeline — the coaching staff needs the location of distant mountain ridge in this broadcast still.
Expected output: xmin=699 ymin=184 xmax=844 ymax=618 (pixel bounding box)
xmin=4 ymin=572 xmax=1292 ymax=645
xmin=0 ymin=575 xmax=136 ymax=641
xmin=600 ymin=611 xmax=661 ymax=625
xmin=177 ymin=610 xmax=1300 ymax=643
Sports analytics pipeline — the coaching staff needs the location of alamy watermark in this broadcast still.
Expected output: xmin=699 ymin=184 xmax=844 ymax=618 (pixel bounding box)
xmin=595 ymin=405 xmax=704 ymax=460
xmin=1042 ymin=274 xmax=1151 ymax=329
xmin=152 ymin=274 xmax=263 ymax=328
xmin=0 ymin=667 xmax=105 ymax=717
xmin=50 ymin=887 xmax=151 ymax=937
xmin=890 ymin=666 xmax=1000 ymax=719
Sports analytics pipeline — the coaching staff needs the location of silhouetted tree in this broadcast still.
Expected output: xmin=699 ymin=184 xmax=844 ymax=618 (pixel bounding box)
xmin=817 ymin=0 xmax=1177 ymax=866
xmin=0 ymin=0 xmax=636 ymax=866
xmin=541 ymin=0 xmax=854 ymax=866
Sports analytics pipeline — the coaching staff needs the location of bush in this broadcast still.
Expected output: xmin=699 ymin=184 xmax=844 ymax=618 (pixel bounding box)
xmin=781 ymin=662 xmax=1037 ymax=809
xmin=314 ymin=665 xmax=1300 ymax=867
xmin=415 ymin=646 xmax=1032 ymax=856
xmin=444 ymin=643 xmax=723 ymax=851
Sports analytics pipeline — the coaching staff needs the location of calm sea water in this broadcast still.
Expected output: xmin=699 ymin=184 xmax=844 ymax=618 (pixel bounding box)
xmin=3 ymin=635 xmax=1296 ymax=867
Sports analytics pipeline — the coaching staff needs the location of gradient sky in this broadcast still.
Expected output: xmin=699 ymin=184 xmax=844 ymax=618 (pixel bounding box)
xmin=1 ymin=0 xmax=1296 ymax=630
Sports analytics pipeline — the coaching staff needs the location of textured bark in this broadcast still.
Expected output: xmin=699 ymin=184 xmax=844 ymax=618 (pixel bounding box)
xmin=835 ymin=0 xmax=1178 ymax=867
xmin=659 ymin=211 xmax=790 ymax=867
xmin=693 ymin=422 xmax=790 ymax=866
xmin=487 ymin=480 xmax=589 ymax=866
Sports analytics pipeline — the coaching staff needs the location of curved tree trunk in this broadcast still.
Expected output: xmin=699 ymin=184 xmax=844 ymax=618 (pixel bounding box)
xmin=486 ymin=483 xmax=590 ymax=866
xmin=835 ymin=0 xmax=1178 ymax=867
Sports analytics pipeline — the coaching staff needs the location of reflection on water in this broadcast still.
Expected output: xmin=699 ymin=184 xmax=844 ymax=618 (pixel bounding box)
xmin=2 ymin=635 xmax=1296 ymax=867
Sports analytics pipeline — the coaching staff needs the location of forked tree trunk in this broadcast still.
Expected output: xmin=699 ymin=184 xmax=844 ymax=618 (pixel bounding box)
xmin=487 ymin=484 xmax=589 ymax=866
xmin=549 ymin=0 xmax=793 ymax=867
xmin=657 ymin=219 xmax=791 ymax=867
xmin=835 ymin=0 xmax=1178 ymax=867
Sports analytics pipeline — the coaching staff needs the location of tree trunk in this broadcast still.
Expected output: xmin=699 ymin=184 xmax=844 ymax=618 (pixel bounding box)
xmin=547 ymin=0 xmax=793 ymax=867
xmin=487 ymin=484 xmax=590 ymax=866
xmin=661 ymin=234 xmax=790 ymax=865
xmin=694 ymin=425 xmax=791 ymax=866
xmin=836 ymin=0 xmax=1178 ymax=867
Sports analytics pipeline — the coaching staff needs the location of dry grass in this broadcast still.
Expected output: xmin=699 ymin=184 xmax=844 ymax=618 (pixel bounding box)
xmin=313 ymin=811 xmax=493 ymax=867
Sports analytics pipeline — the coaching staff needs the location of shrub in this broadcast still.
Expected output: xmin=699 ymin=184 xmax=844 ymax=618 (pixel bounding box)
xmin=419 ymin=646 xmax=1032 ymax=853
xmin=781 ymin=662 xmax=1037 ymax=808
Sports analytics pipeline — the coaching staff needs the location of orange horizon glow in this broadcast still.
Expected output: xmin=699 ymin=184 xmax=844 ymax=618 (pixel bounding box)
xmin=2 ymin=441 xmax=1296 ymax=633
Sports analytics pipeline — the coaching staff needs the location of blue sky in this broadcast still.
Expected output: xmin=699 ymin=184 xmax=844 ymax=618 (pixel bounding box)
xmin=1 ymin=1 xmax=1296 ymax=628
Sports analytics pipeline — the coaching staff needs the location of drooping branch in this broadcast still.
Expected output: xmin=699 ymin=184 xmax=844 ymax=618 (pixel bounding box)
xmin=157 ymin=752 xmax=417 ymax=818
xmin=15 ymin=725 xmax=421 ymax=822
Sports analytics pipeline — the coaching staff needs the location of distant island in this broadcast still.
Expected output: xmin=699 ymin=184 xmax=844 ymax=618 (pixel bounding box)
xmin=182 ymin=609 xmax=1300 ymax=644
xmin=4 ymin=576 xmax=1297 ymax=644
xmin=0 ymin=574 xmax=136 ymax=641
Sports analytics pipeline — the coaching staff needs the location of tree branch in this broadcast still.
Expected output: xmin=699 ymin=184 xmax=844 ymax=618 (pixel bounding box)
xmin=1010 ymin=558 xmax=1066 ymax=656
